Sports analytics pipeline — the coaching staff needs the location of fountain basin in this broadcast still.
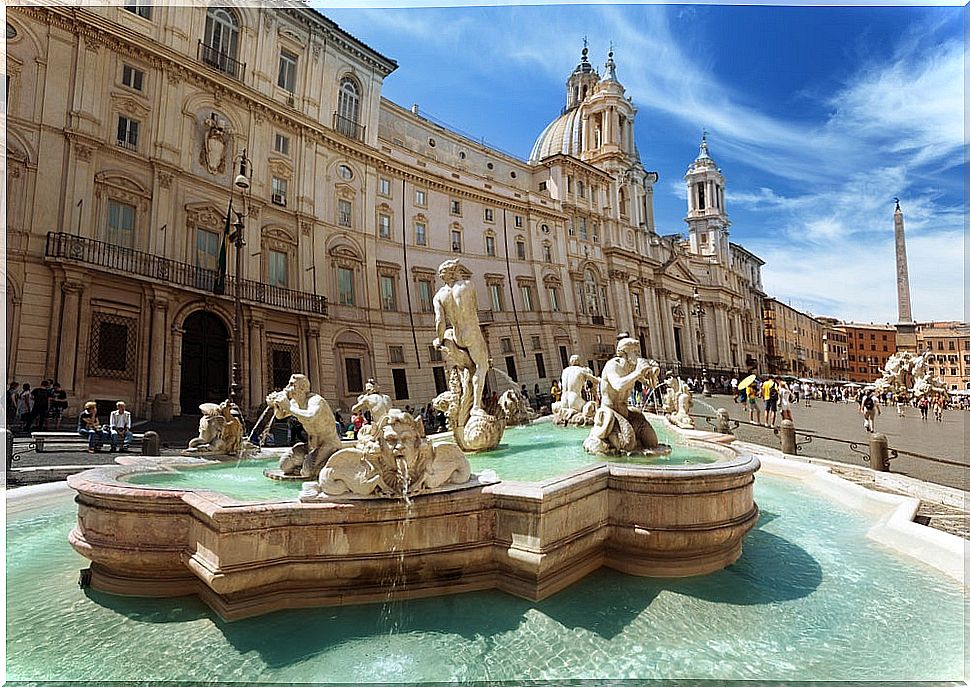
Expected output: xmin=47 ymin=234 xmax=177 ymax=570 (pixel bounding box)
xmin=67 ymin=439 xmax=759 ymax=620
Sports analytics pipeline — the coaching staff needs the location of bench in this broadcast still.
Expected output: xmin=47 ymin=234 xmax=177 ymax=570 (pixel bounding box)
xmin=32 ymin=431 xmax=146 ymax=453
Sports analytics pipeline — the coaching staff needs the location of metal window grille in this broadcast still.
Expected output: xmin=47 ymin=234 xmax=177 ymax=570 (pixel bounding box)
xmin=268 ymin=343 xmax=298 ymax=391
xmin=88 ymin=312 xmax=137 ymax=379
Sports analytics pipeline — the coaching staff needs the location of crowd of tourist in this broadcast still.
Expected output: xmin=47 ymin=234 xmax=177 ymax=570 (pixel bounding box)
xmin=6 ymin=379 xmax=69 ymax=432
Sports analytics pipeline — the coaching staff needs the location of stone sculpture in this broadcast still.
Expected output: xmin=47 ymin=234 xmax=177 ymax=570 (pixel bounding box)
xmin=875 ymin=350 xmax=947 ymax=400
xmin=667 ymin=377 xmax=696 ymax=429
xmin=431 ymin=259 xmax=504 ymax=451
xmin=351 ymin=378 xmax=391 ymax=425
xmin=199 ymin=112 xmax=228 ymax=175
xmin=302 ymin=408 xmax=472 ymax=500
xmin=266 ymin=373 xmax=342 ymax=478
xmin=498 ymin=389 xmax=535 ymax=426
xmin=583 ymin=338 xmax=666 ymax=455
xmin=183 ymin=400 xmax=243 ymax=456
xmin=552 ymin=355 xmax=599 ymax=426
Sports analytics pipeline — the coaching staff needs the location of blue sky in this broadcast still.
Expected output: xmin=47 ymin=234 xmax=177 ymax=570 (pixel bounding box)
xmin=323 ymin=3 xmax=964 ymax=324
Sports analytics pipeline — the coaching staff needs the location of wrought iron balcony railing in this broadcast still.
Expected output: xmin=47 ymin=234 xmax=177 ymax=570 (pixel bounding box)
xmin=333 ymin=112 xmax=365 ymax=141
xmin=198 ymin=40 xmax=245 ymax=81
xmin=45 ymin=232 xmax=328 ymax=317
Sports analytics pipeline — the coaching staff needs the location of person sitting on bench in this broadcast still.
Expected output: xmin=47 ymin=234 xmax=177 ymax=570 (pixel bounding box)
xmin=109 ymin=401 xmax=133 ymax=452
xmin=78 ymin=401 xmax=106 ymax=453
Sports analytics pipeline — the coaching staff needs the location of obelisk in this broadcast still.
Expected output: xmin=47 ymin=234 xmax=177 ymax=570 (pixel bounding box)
xmin=893 ymin=198 xmax=918 ymax=352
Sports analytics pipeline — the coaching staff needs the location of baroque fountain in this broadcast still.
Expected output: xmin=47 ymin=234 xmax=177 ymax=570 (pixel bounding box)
xmin=66 ymin=259 xmax=760 ymax=620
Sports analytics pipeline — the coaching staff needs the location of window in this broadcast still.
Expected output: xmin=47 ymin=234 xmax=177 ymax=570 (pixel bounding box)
xmin=578 ymin=217 xmax=588 ymax=241
xmin=392 ymin=368 xmax=409 ymax=400
xmin=515 ymin=239 xmax=526 ymax=260
xmin=520 ymin=285 xmax=534 ymax=311
xmin=547 ymin=286 xmax=561 ymax=312
xmin=450 ymin=199 xmax=462 ymax=215
xmin=389 ymin=345 xmax=405 ymax=364
xmin=379 ymin=177 xmax=391 ymax=196
xmin=274 ymin=133 xmax=290 ymax=155
xmin=432 ymin=366 xmax=447 ymax=394
xmin=195 ymin=228 xmax=220 ymax=271
xmin=271 ymin=177 xmax=288 ymax=206
xmin=514 ymin=215 xmax=523 ymax=228
xmin=538 ymin=181 xmax=547 ymax=192
xmin=490 ymin=284 xmax=504 ymax=312
xmin=378 ymin=214 xmax=391 ymax=239
xmin=414 ymin=222 xmax=427 ymax=246
xmin=415 ymin=189 xmax=427 ymax=206
xmin=505 ymin=356 xmax=518 ymax=382
xmin=542 ymin=244 xmax=552 ymax=263
xmin=122 ymin=64 xmax=144 ymax=91
xmin=343 ymin=357 xmax=364 ymax=393
xmin=568 ymin=220 xmax=576 ymax=237
xmin=337 ymin=267 xmax=355 ymax=305
xmin=484 ymin=208 xmax=494 ymax=222
xmin=379 ymin=275 xmax=397 ymax=311
xmin=632 ymin=292 xmax=641 ymax=317
xmin=418 ymin=279 xmax=433 ymax=313
xmin=338 ymin=164 xmax=353 ymax=180
xmin=88 ymin=312 xmax=137 ymax=380
xmin=203 ymin=8 xmax=240 ymax=74
xmin=269 ymin=344 xmax=297 ymax=391
xmin=336 ymin=77 xmax=360 ymax=135
xmin=268 ymin=250 xmax=288 ymax=287
xmin=116 ymin=115 xmax=139 ymax=149
xmin=535 ymin=353 xmax=546 ymax=379
xmin=485 ymin=235 xmax=496 ymax=257
xmin=337 ymin=199 xmax=352 ymax=227
xmin=106 ymin=200 xmax=135 ymax=248
xmin=123 ymin=0 xmax=152 ymax=19
xmin=278 ymin=50 xmax=297 ymax=92
xmin=700 ymin=233 xmax=708 ymax=244
xmin=501 ymin=337 xmax=513 ymax=354
xmin=428 ymin=345 xmax=443 ymax=363
xmin=531 ymin=335 xmax=541 ymax=350
xmin=591 ymin=223 xmax=599 ymax=243
xmin=567 ymin=176 xmax=573 ymax=194
xmin=949 ymin=341 xmax=956 ymax=350
xmin=451 ymin=229 xmax=462 ymax=253
xmin=577 ymin=180 xmax=585 ymax=198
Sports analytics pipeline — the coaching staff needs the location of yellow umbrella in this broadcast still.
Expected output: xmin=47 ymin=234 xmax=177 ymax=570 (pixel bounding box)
xmin=737 ymin=374 xmax=757 ymax=390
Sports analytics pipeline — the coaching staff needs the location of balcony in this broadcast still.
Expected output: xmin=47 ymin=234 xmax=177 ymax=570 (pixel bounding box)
xmin=45 ymin=232 xmax=327 ymax=317
xmin=594 ymin=343 xmax=614 ymax=356
xmin=333 ymin=112 xmax=365 ymax=142
xmin=477 ymin=309 xmax=494 ymax=323
xmin=591 ymin=315 xmax=605 ymax=326
xmin=198 ymin=41 xmax=245 ymax=81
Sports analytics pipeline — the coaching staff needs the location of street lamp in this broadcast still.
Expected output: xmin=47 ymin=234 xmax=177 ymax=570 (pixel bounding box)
xmin=228 ymin=149 xmax=252 ymax=416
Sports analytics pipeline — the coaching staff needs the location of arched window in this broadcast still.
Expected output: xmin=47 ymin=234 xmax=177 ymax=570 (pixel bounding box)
xmin=203 ymin=8 xmax=240 ymax=76
xmin=336 ymin=77 xmax=361 ymax=139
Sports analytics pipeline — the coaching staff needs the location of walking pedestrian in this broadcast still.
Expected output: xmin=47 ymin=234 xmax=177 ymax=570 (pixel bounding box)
xmin=6 ymin=381 xmax=19 ymax=426
xmin=28 ymin=379 xmax=51 ymax=432
xmin=49 ymin=382 xmax=68 ymax=428
xmin=16 ymin=383 xmax=33 ymax=431
xmin=779 ymin=381 xmax=793 ymax=422
xmin=860 ymin=390 xmax=880 ymax=432
xmin=918 ymin=396 xmax=929 ymax=421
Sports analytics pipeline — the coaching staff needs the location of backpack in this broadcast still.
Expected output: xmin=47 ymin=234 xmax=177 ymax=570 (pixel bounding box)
xmin=768 ymin=384 xmax=779 ymax=401
xmin=863 ymin=396 xmax=874 ymax=411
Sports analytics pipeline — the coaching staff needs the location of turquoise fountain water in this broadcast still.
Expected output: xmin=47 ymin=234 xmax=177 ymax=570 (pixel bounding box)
xmin=123 ymin=423 xmax=718 ymax=501
xmin=7 ymin=422 xmax=964 ymax=681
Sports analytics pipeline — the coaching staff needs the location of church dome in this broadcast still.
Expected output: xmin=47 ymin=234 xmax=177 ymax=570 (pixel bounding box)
xmin=528 ymin=107 xmax=583 ymax=163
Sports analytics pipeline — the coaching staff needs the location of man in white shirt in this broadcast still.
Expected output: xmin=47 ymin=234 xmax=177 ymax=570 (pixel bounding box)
xmin=109 ymin=401 xmax=133 ymax=452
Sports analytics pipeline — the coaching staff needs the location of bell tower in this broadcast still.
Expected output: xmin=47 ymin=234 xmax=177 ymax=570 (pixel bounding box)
xmin=684 ymin=132 xmax=729 ymax=262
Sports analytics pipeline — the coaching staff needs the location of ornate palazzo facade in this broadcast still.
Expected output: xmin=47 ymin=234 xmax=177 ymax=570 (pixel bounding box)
xmin=6 ymin=6 xmax=765 ymax=418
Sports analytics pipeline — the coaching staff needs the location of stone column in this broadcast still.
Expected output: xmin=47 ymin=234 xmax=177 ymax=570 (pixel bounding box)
xmin=56 ymin=281 xmax=85 ymax=393
xmin=148 ymin=298 xmax=169 ymax=396
xmin=248 ymin=316 xmax=265 ymax=409
xmin=170 ymin=323 xmax=184 ymax=416
xmin=644 ymin=283 xmax=663 ymax=357
xmin=656 ymin=291 xmax=675 ymax=364
xmin=307 ymin=326 xmax=322 ymax=389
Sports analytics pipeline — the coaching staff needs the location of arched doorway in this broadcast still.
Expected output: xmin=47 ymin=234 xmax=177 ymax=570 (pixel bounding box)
xmin=180 ymin=311 xmax=229 ymax=414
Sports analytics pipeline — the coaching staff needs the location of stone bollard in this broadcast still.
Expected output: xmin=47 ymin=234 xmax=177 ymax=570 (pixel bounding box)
xmin=715 ymin=408 xmax=732 ymax=434
xmin=141 ymin=431 xmax=161 ymax=457
xmin=869 ymin=432 xmax=890 ymax=472
xmin=780 ymin=419 xmax=796 ymax=455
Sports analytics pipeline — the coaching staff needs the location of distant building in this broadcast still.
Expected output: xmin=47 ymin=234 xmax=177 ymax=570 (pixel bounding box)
xmin=762 ymin=299 xmax=824 ymax=377
xmin=840 ymin=323 xmax=897 ymax=383
xmin=816 ymin=316 xmax=848 ymax=380
xmin=916 ymin=321 xmax=970 ymax=390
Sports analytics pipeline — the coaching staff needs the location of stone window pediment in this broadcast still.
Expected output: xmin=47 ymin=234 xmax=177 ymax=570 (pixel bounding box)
xmin=185 ymin=202 xmax=229 ymax=231
xmin=329 ymin=243 xmax=363 ymax=269
xmin=484 ymin=273 xmax=504 ymax=285
xmin=376 ymin=260 xmax=401 ymax=276
xmin=335 ymin=183 xmax=355 ymax=201
xmin=268 ymin=158 xmax=293 ymax=181
xmin=261 ymin=226 xmax=296 ymax=251
xmin=112 ymin=94 xmax=151 ymax=118
xmin=411 ymin=266 xmax=436 ymax=279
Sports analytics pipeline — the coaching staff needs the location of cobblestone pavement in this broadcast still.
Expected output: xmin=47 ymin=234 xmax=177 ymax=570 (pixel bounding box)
xmin=693 ymin=395 xmax=967 ymax=491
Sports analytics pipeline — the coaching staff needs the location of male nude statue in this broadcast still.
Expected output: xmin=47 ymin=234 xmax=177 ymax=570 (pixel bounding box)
xmin=599 ymin=338 xmax=656 ymax=415
xmin=351 ymin=378 xmax=391 ymax=424
xmin=267 ymin=373 xmax=342 ymax=475
xmin=559 ymin=355 xmax=599 ymax=412
xmin=432 ymin=259 xmax=491 ymax=415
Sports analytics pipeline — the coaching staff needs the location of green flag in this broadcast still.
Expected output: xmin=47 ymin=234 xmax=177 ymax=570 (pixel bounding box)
xmin=213 ymin=198 xmax=232 ymax=295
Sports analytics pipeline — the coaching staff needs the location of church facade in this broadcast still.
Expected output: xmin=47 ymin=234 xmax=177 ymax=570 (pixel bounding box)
xmin=6 ymin=5 xmax=766 ymax=418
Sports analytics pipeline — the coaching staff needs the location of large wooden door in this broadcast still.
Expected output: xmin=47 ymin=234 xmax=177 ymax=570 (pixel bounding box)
xmin=180 ymin=311 xmax=229 ymax=414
